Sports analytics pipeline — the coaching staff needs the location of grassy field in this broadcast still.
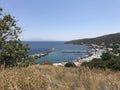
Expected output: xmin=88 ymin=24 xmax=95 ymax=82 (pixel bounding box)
xmin=0 ymin=65 xmax=120 ymax=90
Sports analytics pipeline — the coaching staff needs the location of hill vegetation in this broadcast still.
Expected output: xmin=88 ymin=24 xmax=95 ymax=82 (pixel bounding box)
xmin=82 ymin=52 xmax=120 ymax=71
xmin=66 ymin=33 xmax=120 ymax=45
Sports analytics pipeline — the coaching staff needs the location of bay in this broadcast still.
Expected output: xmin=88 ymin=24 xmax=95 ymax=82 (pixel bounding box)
xmin=23 ymin=41 xmax=90 ymax=63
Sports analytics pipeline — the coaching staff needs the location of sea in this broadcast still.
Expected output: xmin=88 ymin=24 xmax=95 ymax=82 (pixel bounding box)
xmin=23 ymin=41 xmax=90 ymax=64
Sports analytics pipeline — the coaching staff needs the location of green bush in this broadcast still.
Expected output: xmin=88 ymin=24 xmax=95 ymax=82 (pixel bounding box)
xmin=64 ymin=62 xmax=76 ymax=67
xmin=82 ymin=53 xmax=120 ymax=71
xmin=82 ymin=59 xmax=106 ymax=70
xmin=101 ymin=52 xmax=112 ymax=61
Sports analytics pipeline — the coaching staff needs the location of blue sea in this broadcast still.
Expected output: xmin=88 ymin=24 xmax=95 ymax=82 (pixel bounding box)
xmin=23 ymin=41 xmax=90 ymax=63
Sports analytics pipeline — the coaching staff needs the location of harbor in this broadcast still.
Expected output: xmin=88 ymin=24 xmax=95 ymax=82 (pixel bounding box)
xmin=27 ymin=42 xmax=90 ymax=63
xmin=53 ymin=47 xmax=107 ymax=66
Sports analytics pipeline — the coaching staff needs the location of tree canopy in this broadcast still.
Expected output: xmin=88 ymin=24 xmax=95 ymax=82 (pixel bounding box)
xmin=0 ymin=8 xmax=34 ymax=67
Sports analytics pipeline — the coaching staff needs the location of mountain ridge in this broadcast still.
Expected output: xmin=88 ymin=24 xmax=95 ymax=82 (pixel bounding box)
xmin=66 ymin=33 xmax=120 ymax=45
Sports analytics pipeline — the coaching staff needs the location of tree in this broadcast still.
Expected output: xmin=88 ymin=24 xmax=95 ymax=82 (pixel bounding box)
xmin=0 ymin=8 xmax=34 ymax=67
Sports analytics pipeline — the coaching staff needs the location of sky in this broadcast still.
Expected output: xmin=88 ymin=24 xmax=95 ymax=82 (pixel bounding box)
xmin=0 ymin=0 xmax=120 ymax=41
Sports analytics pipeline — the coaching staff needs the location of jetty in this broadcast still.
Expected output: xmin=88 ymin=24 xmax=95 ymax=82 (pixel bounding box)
xmin=31 ymin=48 xmax=55 ymax=59
xmin=61 ymin=50 xmax=88 ymax=53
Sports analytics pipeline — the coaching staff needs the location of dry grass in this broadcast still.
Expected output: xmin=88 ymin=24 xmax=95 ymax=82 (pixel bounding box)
xmin=0 ymin=66 xmax=48 ymax=90
xmin=0 ymin=65 xmax=120 ymax=90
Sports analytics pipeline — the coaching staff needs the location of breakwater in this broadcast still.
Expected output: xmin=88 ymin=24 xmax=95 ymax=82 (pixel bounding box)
xmin=61 ymin=50 xmax=88 ymax=53
xmin=31 ymin=48 xmax=55 ymax=59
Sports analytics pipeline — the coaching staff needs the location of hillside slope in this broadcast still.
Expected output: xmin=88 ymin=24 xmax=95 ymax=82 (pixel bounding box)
xmin=66 ymin=33 xmax=120 ymax=45
xmin=0 ymin=65 xmax=120 ymax=90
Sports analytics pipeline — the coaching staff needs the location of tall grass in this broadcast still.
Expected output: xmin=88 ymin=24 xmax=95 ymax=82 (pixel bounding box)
xmin=0 ymin=66 xmax=48 ymax=90
xmin=0 ymin=65 xmax=120 ymax=90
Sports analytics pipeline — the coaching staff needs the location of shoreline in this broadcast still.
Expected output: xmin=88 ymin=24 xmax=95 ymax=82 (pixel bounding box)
xmin=30 ymin=43 xmax=107 ymax=67
xmin=53 ymin=44 xmax=107 ymax=67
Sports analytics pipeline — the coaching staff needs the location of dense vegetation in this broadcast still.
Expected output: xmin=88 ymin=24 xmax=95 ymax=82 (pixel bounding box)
xmin=82 ymin=52 xmax=120 ymax=71
xmin=0 ymin=8 xmax=34 ymax=67
xmin=66 ymin=33 xmax=120 ymax=45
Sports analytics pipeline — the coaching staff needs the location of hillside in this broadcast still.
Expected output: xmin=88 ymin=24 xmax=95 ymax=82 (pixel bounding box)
xmin=0 ymin=65 xmax=120 ymax=90
xmin=66 ymin=33 xmax=120 ymax=45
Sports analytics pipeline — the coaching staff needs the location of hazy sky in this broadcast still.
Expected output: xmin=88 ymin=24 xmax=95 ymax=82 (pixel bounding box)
xmin=1 ymin=0 xmax=120 ymax=41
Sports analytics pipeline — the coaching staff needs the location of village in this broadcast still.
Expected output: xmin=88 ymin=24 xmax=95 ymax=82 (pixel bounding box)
xmin=53 ymin=43 xmax=120 ymax=67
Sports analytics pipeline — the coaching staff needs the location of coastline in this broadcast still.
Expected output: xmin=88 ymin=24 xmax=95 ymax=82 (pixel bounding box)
xmin=29 ymin=42 xmax=107 ymax=66
xmin=53 ymin=44 xmax=106 ymax=67
xmin=28 ymin=41 xmax=90 ymax=64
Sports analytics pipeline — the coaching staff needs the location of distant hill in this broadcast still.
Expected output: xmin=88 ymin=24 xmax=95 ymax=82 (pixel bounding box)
xmin=66 ymin=33 xmax=120 ymax=45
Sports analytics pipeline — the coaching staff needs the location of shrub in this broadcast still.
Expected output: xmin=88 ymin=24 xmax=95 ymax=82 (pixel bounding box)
xmin=64 ymin=62 xmax=76 ymax=67
xmin=101 ymin=52 xmax=112 ymax=61
xmin=82 ymin=59 xmax=106 ymax=70
xmin=82 ymin=54 xmax=120 ymax=71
